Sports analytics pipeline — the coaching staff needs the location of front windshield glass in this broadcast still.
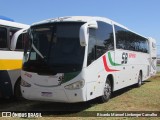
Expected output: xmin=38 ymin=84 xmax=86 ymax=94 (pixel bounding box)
xmin=23 ymin=22 xmax=85 ymax=75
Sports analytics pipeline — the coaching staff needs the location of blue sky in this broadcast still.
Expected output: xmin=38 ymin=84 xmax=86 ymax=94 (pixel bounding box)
xmin=0 ymin=0 xmax=160 ymax=54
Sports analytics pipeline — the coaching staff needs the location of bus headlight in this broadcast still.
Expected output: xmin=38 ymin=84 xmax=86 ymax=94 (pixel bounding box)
xmin=21 ymin=79 xmax=31 ymax=87
xmin=64 ymin=80 xmax=84 ymax=90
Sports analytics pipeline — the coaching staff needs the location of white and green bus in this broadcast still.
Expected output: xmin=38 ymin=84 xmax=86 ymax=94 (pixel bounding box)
xmin=15 ymin=16 xmax=156 ymax=103
xmin=0 ymin=17 xmax=29 ymax=99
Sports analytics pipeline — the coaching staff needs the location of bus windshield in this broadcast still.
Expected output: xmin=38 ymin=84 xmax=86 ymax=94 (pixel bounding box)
xmin=23 ymin=22 xmax=85 ymax=75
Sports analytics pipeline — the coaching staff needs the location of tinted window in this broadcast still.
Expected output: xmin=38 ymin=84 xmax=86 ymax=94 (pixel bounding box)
xmin=87 ymin=21 xmax=114 ymax=66
xmin=115 ymin=25 xmax=149 ymax=53
xmin=23 ymin=22 xmax=85 ymax=74
xmin=96 ymin=21 xmax=114 ymax=58
xmin=16 ymin=32 xmax=28 ymax=50
xmin=87 ymin=28 xmax=96 ymax=66
xmin=115 ymin=26 xmax=129 ymax=50
xmin=0 ymin=27 xmax=7 ymax=48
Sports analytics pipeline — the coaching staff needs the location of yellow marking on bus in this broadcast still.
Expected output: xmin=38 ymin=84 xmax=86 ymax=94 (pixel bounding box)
xmin=0 ymin=59 xmax=22 ymax=70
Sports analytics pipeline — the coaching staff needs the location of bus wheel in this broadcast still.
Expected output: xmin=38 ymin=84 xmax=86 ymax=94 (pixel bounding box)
xmin=14 ymin=78 xmax=23 ymax=100
xmin=137 ymin=72 xmax=142 ymax=87
xmin=98 ymin=79 xmax=111 ymax=103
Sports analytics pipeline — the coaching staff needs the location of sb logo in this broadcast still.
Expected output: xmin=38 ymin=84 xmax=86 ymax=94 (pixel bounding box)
xmin=58 ymin=75 xmax=64 ymax=84
xmin=121 ymin=52 xmax=128 ymax=64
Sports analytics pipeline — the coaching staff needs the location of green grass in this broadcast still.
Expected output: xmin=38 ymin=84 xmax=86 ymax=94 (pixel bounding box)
xmin=157 ymin=64 xmax=160 ymax=66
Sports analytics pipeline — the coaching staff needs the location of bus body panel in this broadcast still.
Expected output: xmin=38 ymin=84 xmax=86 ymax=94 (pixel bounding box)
xmin=83 ymin=57 xmax=105 ymax=100
xmin=0 ymin=19 xmax=29 ymax=98
xmin=21 ymin=70 xmax=87 ymax=103
xmin=0 ymin=51 xmax=22 ymax=98
xmin=21 ymin=86 xmax=69 ymax=102
xmin=114 ymin=50 xmax=150 ymax=91
xmin=0 ymin=51 xmax=23 ymax=98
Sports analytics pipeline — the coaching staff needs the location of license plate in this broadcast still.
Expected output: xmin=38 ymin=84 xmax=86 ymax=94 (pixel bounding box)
xmin=41 ymin=92 xmax=52 ymax=97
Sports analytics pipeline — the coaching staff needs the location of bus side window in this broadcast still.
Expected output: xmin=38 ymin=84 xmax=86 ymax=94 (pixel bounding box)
xmin=0 ymin=27 xmax=7 ymax=48
xmin=87 ymin=28 xmax=96 ymax=66
xmin=115 ymin=25 xmax=149 ymax=53
xmin=16 ymin=32 xmax=29 ymax=51
xmin=95 ymin=21 xmax=114 ymax=58
xmin=87 ymin=21 xmax=114 ymax=66
xmin=16 ymin=34 xmax=23 ymax=50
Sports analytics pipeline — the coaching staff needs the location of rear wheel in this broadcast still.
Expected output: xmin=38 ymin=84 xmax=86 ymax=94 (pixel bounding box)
xmin=137 ymin=72 xmax=142 ymax=87
xmin=98 ymin=79 xmax=111 ymax=103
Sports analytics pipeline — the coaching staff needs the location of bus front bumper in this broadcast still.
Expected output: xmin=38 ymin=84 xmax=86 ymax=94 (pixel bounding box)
xmin=21 ymin=86 xmax=86 ymax=103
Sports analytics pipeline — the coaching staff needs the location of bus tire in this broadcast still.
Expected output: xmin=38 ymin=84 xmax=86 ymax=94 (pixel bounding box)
xmin=136 ymin=72 xmax=142 ymax=87
xmin=98 ymin=79 xmax=111 ymax=103
xmin=14 ymin=78 xmax=23 ymax=100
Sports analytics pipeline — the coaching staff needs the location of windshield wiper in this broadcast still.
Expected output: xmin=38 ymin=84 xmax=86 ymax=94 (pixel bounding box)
xmin=32 ymin=44 xmax=44 ymax=59
xmin=29 ymin=29 xmax=45 ymax=59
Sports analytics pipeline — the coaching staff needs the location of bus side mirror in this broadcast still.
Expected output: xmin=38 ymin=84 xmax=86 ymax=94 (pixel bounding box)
xmin=79 ymin=21 xmax=98 ymax=46
xmin=10 ymin=28 xmax=28 ymax=50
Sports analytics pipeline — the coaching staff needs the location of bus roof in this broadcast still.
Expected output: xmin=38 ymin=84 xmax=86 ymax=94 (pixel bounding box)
xmin=31 ymin=16 xmax=147 ymax=39
xmin=32 ymin=16 xmax=127 ymax=28
xmin=0 ymin=19 xmax=29 ymax=29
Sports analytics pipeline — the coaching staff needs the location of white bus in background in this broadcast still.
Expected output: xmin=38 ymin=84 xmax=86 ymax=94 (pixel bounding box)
xmin=0 ymin=17 xmax=29 ymax=99
xmin=13 ymin=16 xmax=156 ymax=103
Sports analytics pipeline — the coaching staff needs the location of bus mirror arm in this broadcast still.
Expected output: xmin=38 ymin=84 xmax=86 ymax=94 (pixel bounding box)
xmin=79 ymin=21 xmax=98 ymax=46
xmin=10 ymin=33 xmax=18 ymax=51
xmin=10 ymin=28 xmax=28 ymax=51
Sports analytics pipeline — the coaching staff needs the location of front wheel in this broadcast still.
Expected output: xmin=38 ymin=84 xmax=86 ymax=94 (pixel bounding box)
xmin=97 ymin=79 xmax=112 ymax=103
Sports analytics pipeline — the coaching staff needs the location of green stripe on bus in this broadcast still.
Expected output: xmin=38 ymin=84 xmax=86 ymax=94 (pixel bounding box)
xmin=108 ymin=52 xmax=121 ymax=66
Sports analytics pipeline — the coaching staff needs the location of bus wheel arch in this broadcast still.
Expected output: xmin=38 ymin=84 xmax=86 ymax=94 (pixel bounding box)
xmin=97 ymin=74 xmax=113 ymax=103
xmin=107 ymin=74 xmax=114 ymax=92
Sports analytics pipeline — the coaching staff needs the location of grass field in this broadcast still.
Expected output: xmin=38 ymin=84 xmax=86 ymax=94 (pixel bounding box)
xmin=1 ymin=73 xmax=160 ymax=120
